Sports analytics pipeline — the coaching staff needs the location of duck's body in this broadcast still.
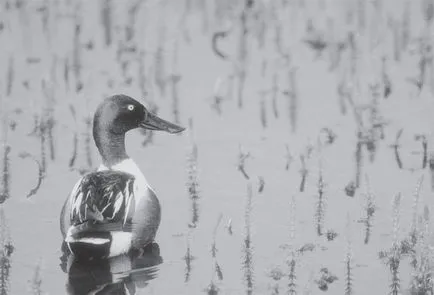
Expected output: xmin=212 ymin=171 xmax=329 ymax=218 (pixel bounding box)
xmin=60 ymin=95 xmax=184 ymax=259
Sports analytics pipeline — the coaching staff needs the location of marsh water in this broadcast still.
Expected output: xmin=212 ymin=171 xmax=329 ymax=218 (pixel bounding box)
xmin=1 ymin=0 xmax=434 ymax=294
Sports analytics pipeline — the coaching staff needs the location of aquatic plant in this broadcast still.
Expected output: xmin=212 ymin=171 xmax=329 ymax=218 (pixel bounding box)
xmin=379 ymin=193 xmax=403 ymax=295
xmin=18 ymin=152 xmax=44 ymax=199
xmin=0 ymin=145 xmax=10 ymax=204
xmin=242 ymin=183 xmax=254 ymax=295
xmin=186 ymin=132 xmax=200 ymax=228
xmin=363 ymin=175 xmax=376 ymax=245
xmin=409 ymin=176 xmax=424 ymax=250
xmin=0 ymin=207 xmax=13 ymax=295
xmin=409 ymin=205 xmax=433 ymax=294
xmin=315 ymin=164 xmax=326 ymax=236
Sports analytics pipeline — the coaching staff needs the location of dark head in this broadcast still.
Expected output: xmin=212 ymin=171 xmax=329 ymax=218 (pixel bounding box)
xmin=93 ymin=95 xmax=185 ymax=166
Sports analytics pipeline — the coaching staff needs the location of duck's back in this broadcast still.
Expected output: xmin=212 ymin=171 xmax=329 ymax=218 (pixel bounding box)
xmin=61 ymin=167 xmax=161 ymax=258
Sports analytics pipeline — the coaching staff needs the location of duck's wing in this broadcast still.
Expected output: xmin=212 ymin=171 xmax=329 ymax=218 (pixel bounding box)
xmin=66 ymin=171 xmax=136 ymax=238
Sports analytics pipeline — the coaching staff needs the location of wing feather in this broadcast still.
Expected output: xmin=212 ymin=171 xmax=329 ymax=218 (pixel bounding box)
xmin=69 ymin=171 xmax=136 ymax=230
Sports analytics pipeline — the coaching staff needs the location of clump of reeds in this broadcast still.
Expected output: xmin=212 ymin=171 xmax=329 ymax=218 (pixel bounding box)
xmin=242 ymin=183 xmax=254 ymax=295
xmin=39 ymin=115 xmax=47 ymax=175
xmin=378 ymin=193 xmax=404 ymax=295
xmin=315 ymin=164 xmax=326 ymax=236
xmin=186 ymin=136 xmax=200 ymax=228
xmin=363 ymin=179 xmax=376 ymax=244
xmin=345 ymin=213 xmax=354 ymax=295
xmin=354 ymin=131 xmax=363 ymax=188
xmin=287 ymin=194 xmax=297 ymax=295
xmin=409 ymin=205 xmax=433 ymax=294
xmin=409 ymin=176 xmax=424 ymax=249
xmin=0 ymin=207 xmax=13 ymax=295
xmin=0 ymin=145 xmax=10 ymax=204
xmin=184 ymin=232 xmax=194 ymax=283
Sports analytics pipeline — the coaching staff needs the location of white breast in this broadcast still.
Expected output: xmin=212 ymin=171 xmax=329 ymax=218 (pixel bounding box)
xmin=98 ymin=159 xmax=154 ymax=206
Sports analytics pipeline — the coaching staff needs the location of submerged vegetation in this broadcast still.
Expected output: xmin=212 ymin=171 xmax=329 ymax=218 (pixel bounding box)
xmin=0 ymin=0 xmax=434 ymax=294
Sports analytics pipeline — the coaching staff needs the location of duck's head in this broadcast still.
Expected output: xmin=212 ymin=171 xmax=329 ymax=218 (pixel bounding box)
xmin=94 ymin=94 xmax=185 ymax=135
xmin=93 ymin=95 xmax=185 ymax=166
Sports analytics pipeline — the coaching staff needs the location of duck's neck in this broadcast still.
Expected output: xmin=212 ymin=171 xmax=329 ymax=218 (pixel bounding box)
xmin=93 ymin=127 xmax=128 ymax=168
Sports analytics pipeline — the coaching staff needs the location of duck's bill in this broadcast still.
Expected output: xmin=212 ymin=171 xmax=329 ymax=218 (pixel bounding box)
xmin=140 ymin=112 xmax=185 ymax=134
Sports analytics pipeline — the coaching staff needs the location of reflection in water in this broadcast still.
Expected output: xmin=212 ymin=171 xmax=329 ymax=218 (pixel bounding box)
xmin=0 ymin=207 xmax=14 ymax=295
xmin=61 ymin=243 xmax=162 ymax=295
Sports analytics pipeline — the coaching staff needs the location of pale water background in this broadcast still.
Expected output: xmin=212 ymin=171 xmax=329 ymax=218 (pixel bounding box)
xmin=1 ymin=0 xmax=434 ymax=294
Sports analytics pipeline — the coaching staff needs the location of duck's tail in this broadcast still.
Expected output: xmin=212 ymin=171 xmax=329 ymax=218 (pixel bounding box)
xmin=65 ymin=222 xmax=132 ymax=259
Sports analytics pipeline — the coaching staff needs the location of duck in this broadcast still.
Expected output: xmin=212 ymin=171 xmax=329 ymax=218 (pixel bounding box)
xmin=60 ymin=94 xmax=185 ymax=259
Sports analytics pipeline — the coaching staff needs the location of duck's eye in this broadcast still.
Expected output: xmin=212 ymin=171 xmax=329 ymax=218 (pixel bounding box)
xmin=127 ymin=105 xmax=135 ymax=111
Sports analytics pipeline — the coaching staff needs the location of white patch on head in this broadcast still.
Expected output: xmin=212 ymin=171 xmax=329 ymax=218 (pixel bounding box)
xmin=109 ymin=232 xmax=132 ymax=257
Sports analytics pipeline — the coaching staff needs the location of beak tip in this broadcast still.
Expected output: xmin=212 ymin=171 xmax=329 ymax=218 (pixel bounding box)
xmin=171 ymin=126 xmax=186 ymax=134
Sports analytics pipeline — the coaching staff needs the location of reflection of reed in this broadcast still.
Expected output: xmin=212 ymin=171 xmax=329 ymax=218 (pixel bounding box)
xmin=183 ymin=234 xmax=194 ymax=282
xmin=355 ymin=132 xmax=363 ymax=188
xmin=0 ymin=207 xmax=13 ymax=295
xmin=0 ymin=145 xmax=10 ymax=204
xmin=100 ymin=0 xmax=113 ymax=47
xmin=187 ymin=123 xmax=200 ymax=228
xmin=65 ymin=243 xmax=162 ymax=295
xmin=30 ymin=260 xmax=43 ymax=295
xmin=170 ymin=41 xmax=181 ymax=125
xmin=242 ymin=184 xmax=254 ymax=295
